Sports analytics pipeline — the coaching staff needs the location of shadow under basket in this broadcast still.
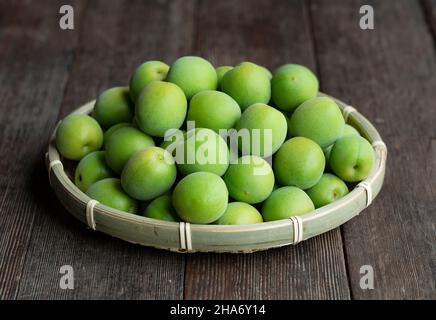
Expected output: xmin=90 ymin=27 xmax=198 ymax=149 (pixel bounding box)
xmin=46 ymin=93 xmax=387 ymax=253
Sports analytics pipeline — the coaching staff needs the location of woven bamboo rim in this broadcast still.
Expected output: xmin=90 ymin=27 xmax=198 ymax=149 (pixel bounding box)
xmin=46 ymin=93 xmax=387 ymax=253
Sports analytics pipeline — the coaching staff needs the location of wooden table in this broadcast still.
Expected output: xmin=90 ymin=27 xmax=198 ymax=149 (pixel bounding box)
xmin=0 ymin=0 xmax=434 ymax=300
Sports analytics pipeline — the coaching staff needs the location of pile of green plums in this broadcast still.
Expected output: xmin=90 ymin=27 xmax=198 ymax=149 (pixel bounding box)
xmin=55 ymin=56 xmax=375 ymax=226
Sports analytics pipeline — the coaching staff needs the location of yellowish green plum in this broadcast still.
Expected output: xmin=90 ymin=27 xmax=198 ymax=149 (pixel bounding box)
xmin=273 ymin=137 xmax=325 ymax=189
xmin=289 ymin=96 xmax=345 ymax=148
xmin=223 ymin=155 xmax=274 ymax=204
xmin=142 ymin=193 xmax=179 ymax=222
xmin=235 ymin=103 xmax=287 ymax=157
xmin=103 ymin=122 xmax=131 ymax=148
xmin=93 ymin=87 xmax=134 ymax=129
xmin=121 ymin=147 xmax=177 ymax=201
xmin=215 ymin=202 xmax=263 ymax=225
xmin=56 ymin=114 xmax=103 ymax=161
xmin=86 ymin=178 xmax=138 ymax=214
xmin=187 ymin=90 xmax=241 ymax=133
xmin=271 ymin=64 xmax=319 ymax=112
xmin=105 ymin=126 xmax=155 ymax=174
xmin=136 ymin=81 xmax=187 ymax=137
xmin=172 ymin=172 xmax=228 ymax=224
xmin=262 ymin=186 xmax=314 ymax=221
xmin=175 ymin=128 xmax=229 ymax=176
xmin=75 ymin=151 xmax=114 ymax=192
xmin=221 ymin=62 xmax=271 ymax=110
xmin=215 ymin=66 xmax=233 ymax=89
xmin=166 ymin=56 xmax=217 ymax=99
xmin=343 ymin=124 xmax=360 ymax=137
xmin=329 ymin=135 xmax=375 ymax=182
xmin=129 ymin=61 xmax=169 ymax=102
xmin=238 ymin=61 xmax=272 ymax=79
xmin=306 ymin=173 xmax=349 ymax=208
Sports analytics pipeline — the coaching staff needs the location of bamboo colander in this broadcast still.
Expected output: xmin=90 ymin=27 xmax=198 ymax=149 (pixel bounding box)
xmin=46 ymin=93 xmax=387 ymax=253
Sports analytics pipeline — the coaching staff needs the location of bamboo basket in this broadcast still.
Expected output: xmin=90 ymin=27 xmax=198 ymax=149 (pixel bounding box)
xmin=46 ymin=93 xmax=387 ymax=253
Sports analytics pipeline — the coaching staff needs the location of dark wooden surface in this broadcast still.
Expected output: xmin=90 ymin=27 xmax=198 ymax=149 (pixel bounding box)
xmin=0 ymin=0 xmax=434 ymax=300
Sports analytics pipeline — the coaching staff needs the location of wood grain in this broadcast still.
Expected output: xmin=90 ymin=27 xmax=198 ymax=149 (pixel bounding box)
xmin=0 ymin=0 xmax=86 ymax=300
xmin=1 ymin=0 xmax=434 ymax=300
xmin=310 ymin=0 xmax=436 ymax=299
xmin=14 ymin=0 xmax=195 ymax=299
xmin=184 ymin=0 xmax=350 ymax=300
xmin=185 ymin=231 xmax=350 ymax=299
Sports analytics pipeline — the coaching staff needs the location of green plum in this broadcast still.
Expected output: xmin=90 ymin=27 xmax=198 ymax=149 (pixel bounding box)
xmin=306 ymin=173 xmax=349 ymax=208
xmin=223 ymin=155 xmax=274 ymax=204
xmin=92 ymin=87 xmax=134 ymax=129
xmin=273 ymin=137 xmax=325 ymax=189
xmin=142 ymin=193 xmax=179 ymax=222
xmin=329 ymin=135 xmax=375 ymax=182
xmin=221 ymin=62 xmax=271 ymax=110
xmin=271 ymin=64 xmax=319 ymax=112
xmin=103 ymin=122 xmax=131 ymax=148
xmin=121 ymin=147 xmax=177 ymax=201
xmin=175 ymin=128 xmax=229 ymax=176
xmin=136 ymin=81 xmax=187 ymax=137
xmin=215 ymin=66 xmax=233 ymax=89
xmin=105 ymin=126 xmax=155 ymax=174
xmin=285 ymin=111 xmax=293 ymax=138
xmin=260 ymin=65 xmax=272 ymax=80
xmin=343 ymin=124 xmax=360 ymax=137
xmin=262 ymin=186 xmax=314 ymax=221
xmin=86 ymin=178 xmax=138 ymax=214
xmin=215 ymin=202 xmax=263 ymax=225
xmin=187 ymin=90 xmax=241 ymax=133
xmin=235 ymin=103 xmax=287 ymax=157
xmin=74 ymin=151 xmax=114 ymax=192
xmin=323 ymin=124 xmax=360 ymax=161
xmin=323 ymin=145 xmax=333 ymax=162
xmin=129 ymin=61 xmax=169 ymax=102
xmin=289 ymin=96 xmax=345 ymax=148
xmin=56 ymin=114 xmax=103 ymax=161
xmin=166 ymin=56 xmax=217 ymax=99
xmin=172 ymin=172 xmax=228 ymax=224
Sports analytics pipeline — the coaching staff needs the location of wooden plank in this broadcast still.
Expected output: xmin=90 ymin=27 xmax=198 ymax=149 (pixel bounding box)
xmin=15 ymin=0 xmax=195 ymax=299
xmin=310 ymin=0 xmax=436 ymax=299
xmin=184 ymin=0 xmax=351 ymax=300
xmin=0 ymin=0 xmax=86 ymax=300
xmin=185 ymin=231 xmax=350 ymax=299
